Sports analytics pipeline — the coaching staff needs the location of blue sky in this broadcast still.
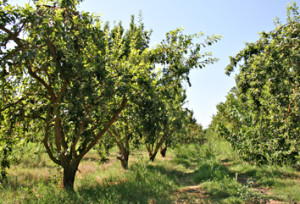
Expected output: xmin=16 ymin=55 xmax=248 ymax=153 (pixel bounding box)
xmin=10 ymin=0 xmax=298 ymax=127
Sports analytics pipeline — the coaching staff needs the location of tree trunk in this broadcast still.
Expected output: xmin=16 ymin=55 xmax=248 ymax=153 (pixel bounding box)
xmin=118 ymin=150 xmax=129 ymax=169
xmin=160 ymin=146 xmax=167 ymax=157
xmin=63 ymin=163 xmax=78 ymax=191
xmin=120 ymin=152 xmax=129 ymax=169
xmin=149 ymin=152 xmax=157 ymax=161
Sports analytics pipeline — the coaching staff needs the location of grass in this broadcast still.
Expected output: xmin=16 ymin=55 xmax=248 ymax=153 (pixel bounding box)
xmin=0 ymin=136 xmax=299 ymax=203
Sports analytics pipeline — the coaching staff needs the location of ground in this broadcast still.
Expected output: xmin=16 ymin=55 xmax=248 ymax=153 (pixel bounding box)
xmin=1 ymin=138 xmax=299 ymax=203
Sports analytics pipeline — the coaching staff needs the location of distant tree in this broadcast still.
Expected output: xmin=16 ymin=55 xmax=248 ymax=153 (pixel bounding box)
xmin=139 ymin=26 xmax=221 ymax=161
xmin=97 ymin=25 xmax=221 ymax=166
xmin=100 ymin=28 xmax=221 ymax=164
xmin=159 ymin=109 xmax=198 ymax=158
xmin=184 ymin=121 xmax=204 ymax=145
xmin=0 ymin=0 xmax=220 ymax=190
xmin=106 ymin=102 xmax=141 ymax=169
xmin=140 ymin=81 xmax=199 ymax=161
xmin=144 ymin=97 xmax=185 ymax=161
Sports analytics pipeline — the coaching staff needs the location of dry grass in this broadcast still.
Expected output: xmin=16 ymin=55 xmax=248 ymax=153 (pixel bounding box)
xmin=78 ymin=161 xmax=98 ymax=175
xmin=8 ymin=165 xmax=53 ymax=184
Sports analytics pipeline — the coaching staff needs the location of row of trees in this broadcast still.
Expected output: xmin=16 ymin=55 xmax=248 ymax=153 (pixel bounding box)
xmin=0 ymin=0 xmax=216 ymax=190
xmin=210 ymin=3 xmax=299 ymax=166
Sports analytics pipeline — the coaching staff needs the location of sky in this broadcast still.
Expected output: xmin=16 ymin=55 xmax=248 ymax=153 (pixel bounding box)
xmin=8 ymin=0 xmax=299 ymax=127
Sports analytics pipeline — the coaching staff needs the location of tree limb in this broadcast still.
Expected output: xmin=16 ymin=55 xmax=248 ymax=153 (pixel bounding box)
xmin=71 ymin=120 xmax=85 ymax=158
xmin=43 ymin=105 xmax=61 ymax=166
xmin=26 ymin=62 xmax=57 ymax=102
xmin=77 ymin=97 xmax=128 ymax=160
xmin=0 ymin=25 xmax=23 ymax=47
xmin=1 ymin=97 xmax=24 ymax=112
xmin=57 ymin=79 xmax=68 ymax=103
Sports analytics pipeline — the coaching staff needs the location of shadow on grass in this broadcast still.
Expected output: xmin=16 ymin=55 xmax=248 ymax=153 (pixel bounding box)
xmin=76 ymin=179 xmax=173 ymax=203
xmin=74 ymin=162 xmax=177 ymax=203
xmin=3 ymin=170 xmax=174 ymax=203
xmin=143 ymin=161 xmax=261 ymax=203
xmin=240 ymin=166 xmax=299 ymax=181
xmin=145 ymin=161 xmax=232 ymax=184
xmin=76 ymin=162 xmax=233 ymax=203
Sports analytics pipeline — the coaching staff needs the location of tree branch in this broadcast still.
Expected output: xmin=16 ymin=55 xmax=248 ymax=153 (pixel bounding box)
xmin=26 ymin=62 xmax=57 ymax=102
xmin=0 ymin=25 xmax=57 ymax=102
xmin=59 ymin=119 xmax=68 ymax=150
xmin=1 ymin=97 xmax=24 ymax=112
xmin=77 ymin=97 xmax=128 ymax=160
xmin=24 ymin=114 xmax=46 ymax=121
xmin=0 ymin=47 xmax=22 ymax=62
xmin=71 ymin=120 xmax=85 ymax=158
xmin=0 ymin=25 xmax=23 ymax=47
xmin=71 ymin=103 xmax=91 ymax=157
xmin=53 ymin=104 xmax=62 ymax=153
xmin=57 ymin=79 xmax=68 ymax=103
xmin=43 ymin=105 xmax=61 ymax=166
xmin=145 ymin=143 xmax=152 ymax=154
xmin=46 ymin=38 xmax=58 ymax=63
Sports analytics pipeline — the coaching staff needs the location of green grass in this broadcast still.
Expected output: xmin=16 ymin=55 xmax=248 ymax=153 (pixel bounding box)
xmin=1 ymin=136 xmax=299 ymax=203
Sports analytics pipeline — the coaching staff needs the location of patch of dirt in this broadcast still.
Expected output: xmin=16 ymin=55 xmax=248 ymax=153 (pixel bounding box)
xmin=189 ymin=165 xmax=196 ymax=170
xmin=221 ymin=159 xmax=232 ymax=166
xmin=266 ymin=199 xmax=286 ymax=204
xmin=178 ymin=185 xmax=208 ymax=195
xmin=221 ymin=159 xmax=232 ymax=167
xmin=174 ymin=185 xmax=210 ymax=203
xmin=221 ymin=162 xmax=232 ymax=166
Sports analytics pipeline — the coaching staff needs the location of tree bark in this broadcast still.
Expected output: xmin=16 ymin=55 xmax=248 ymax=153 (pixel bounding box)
xmin=118 ymin=150 xmax=129 ymax=169
xmin=63 ymin=163 xmax=79 ymax=191
xmin=149 ymin=152 xmax=157 ymax=161
xmin=147 ymin=135 xmax=167 ymax=161
xmin=160 ymin=146 xmax=167 ymax=157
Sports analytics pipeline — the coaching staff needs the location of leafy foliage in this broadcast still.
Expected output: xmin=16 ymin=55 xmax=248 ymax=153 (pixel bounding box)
xmin=0 ymin=0 xmax=220 ymax=189
xmin=213 ymin=3 xmax=300 ymax=165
